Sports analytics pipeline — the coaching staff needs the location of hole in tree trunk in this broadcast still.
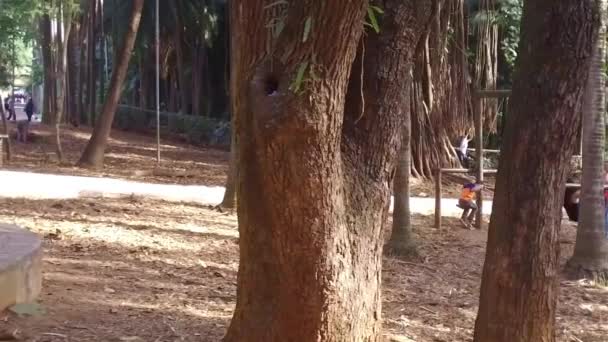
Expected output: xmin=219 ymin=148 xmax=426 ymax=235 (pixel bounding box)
xmin=264 ymin=75 xmax=279 ymax=96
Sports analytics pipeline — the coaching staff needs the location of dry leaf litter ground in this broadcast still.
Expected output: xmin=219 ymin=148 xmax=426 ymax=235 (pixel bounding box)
xmin=0 ymin=124 xmax=604 ymax=341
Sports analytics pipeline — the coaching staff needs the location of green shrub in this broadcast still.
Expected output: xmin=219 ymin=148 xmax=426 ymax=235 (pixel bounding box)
xmin=113 ymin=105 xmax=227 ymax=146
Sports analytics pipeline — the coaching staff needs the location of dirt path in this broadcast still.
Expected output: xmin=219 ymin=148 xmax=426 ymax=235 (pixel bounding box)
xmin=0 ymin=197 xmax=604 ymax=342
xmin=0 ymin=170 xmax=492 ymax=218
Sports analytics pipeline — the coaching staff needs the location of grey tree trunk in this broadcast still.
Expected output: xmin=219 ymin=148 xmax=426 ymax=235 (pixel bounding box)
xmin=568 ymin=0 xmax=608 ymax=281
xmin=386 ymin=114 xmax=417 ymax=257
xmin=55 ymin=0 xmax=73 ymax=162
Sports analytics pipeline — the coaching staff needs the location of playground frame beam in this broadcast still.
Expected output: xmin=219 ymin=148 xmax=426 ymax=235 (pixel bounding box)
xmin=434 ymin=168 xmax=498 ymax=229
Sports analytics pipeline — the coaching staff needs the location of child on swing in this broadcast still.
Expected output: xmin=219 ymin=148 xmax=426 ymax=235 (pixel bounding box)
xmin=458 ymin=181 xmax=483 ymax=229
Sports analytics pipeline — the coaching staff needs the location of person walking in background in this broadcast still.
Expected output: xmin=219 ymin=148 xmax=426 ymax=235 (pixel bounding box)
xmin=4 ymin=97 xmax=13 ymax=120
xmin=8 ymin=97 xmax=15 ymax=121
xmin=25 ymin=96 xmax=34 ymax=122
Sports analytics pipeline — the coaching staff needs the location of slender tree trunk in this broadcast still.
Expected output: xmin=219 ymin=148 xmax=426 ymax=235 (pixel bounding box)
xmin=78 ymin=0 xmax=144 ymax=168
xmin=386 ymin=109 xmax=416 ymax=257
xmin=219 ymin=126 xmax=237 ymax=209
xmin=473 ymin=1 xmax=596 ymax=341
xmin=0 ymin=99 xmax=11 ymax=161
xmin=67 ymin=18 xmax=81 ymax=126
xmin=139 ymin=53 xmax=148 ymax=109
xmin=168 ymin=74 xmax=177 ymax=112
xmin=220 ymin=1 xmax=237 ymax=209
xmin=170 ymin=1 xmax=189 ymax=113
xmin=87 ymin=0 xmax=98 ymax=125
xmin=224 ymin=1 xmax=428 ymax=340
xmin=55 ymin=1 xmax=73 ymax=161
xmin=568 ymin=0 xmax=608 ymax=281
xmin=78 ymin=9 xmax=89 ymax=127
xmin=98 ymin=0 xmax=106 ymax=104
xmin=40 ymin=15 xmax=55 ymax=125
xmin=202 ymin=47 xmax=211 ymax=116
xmin=192 ymin=41 xmax=202 ymax=115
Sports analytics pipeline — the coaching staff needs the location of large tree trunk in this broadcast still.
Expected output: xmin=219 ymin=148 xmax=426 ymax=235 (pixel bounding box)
xmin=473 ymin=1 xmax=597 ymax=341
xmin=410 ymin=0 xmax=470 ymax=178
xmin=473 ymin=0 xmax=499 ymax=132
xmin=568 ymin=0 xmax=608 ymax=281
xmin=78 ymin=0 xmax=144 ymax=169
xmin=224 ymin=1 xmax=428 ymax=341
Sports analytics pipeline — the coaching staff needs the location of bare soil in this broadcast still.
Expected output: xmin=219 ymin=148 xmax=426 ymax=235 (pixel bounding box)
xmin=4 ymin=123 xmax=228 ymax=186
xmin=0 ymin=198 xmax=604 ymax=341
xmin=0 ymin=125 xmax=603 ymax=341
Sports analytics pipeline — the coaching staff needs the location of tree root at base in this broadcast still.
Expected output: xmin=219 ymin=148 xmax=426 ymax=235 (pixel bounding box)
xmin=565 ymin=261 xmax=608 ymax=286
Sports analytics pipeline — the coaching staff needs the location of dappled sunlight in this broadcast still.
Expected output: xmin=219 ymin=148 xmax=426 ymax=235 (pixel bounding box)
xmin=0 ymin=196 xmax=602 ymax=341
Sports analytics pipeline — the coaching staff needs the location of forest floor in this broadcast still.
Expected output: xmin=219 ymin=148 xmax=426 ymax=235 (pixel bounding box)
xmin=0 ymin=124 xmax=601 ymax=342
xmin=0 ymin=199 xmax=604 ymax=342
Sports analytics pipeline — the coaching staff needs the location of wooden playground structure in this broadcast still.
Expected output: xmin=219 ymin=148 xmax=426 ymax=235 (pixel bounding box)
xmin=434 ymin=89 xmax=510 ymax=229
xmin=434 ymin=89 xmax=590 ymax=229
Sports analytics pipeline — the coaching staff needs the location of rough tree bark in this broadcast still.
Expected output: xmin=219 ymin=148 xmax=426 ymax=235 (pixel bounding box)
xmin=78 ymin=0 xmax=144 ymax=169
xmin=410 ymin=0 xmax=470 ymax=178
xmin=473 ymin=1 xmax=596 ymax=341
xmin=568 ymin=0 xmax=608 ymax=282
xmin=224 ymin=1 xmax=427 ymax=341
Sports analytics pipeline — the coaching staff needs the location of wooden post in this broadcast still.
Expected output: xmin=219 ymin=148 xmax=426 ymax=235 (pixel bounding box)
xmin=474 ymin=92 xmax=484 ymax=229
xmin=435 ymin=169 xmax=442 ymax=228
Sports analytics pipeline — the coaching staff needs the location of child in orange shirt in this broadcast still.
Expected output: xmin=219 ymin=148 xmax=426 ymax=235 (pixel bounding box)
xmin=458 ymin=182 xmax=483 ymax=229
